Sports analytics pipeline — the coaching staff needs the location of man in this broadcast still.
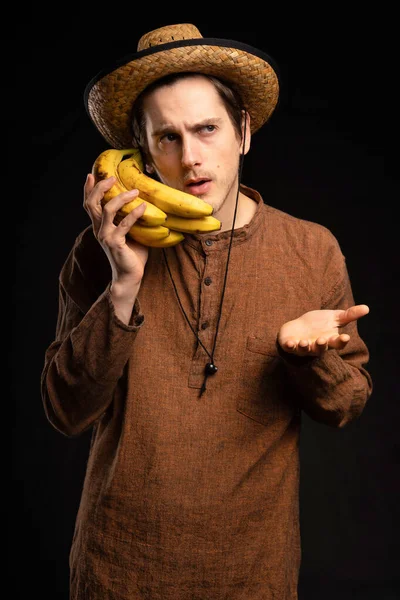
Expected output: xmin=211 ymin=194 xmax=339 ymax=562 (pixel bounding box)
xmin=41 ymin=24 xmax=373 ymax=599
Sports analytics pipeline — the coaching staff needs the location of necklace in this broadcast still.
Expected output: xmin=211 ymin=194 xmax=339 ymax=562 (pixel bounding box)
xmin=162 ymin=148 xmax=245 ymax=397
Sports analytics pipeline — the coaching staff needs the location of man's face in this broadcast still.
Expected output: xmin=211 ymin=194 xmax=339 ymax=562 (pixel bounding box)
xmin=142 ymin=75 xmax=248 ymax=217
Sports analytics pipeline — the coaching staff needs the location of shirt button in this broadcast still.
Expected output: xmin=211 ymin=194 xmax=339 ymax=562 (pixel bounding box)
xmin=205 ymin=239 xmax=213 ymax=246
xmin=201 ymin=321 xmax=209 ymax=330
xmin=204 ymin=277 xmax=212 ymax=286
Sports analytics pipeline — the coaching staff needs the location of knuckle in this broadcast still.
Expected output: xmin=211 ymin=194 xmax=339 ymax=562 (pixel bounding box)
xmin=98 ymin=176 xmax=114 ymax=187
xmin=97 ymin=232 xmax=108 ymax=245
xmin=102 ymin=202 xmax=113 ymax=215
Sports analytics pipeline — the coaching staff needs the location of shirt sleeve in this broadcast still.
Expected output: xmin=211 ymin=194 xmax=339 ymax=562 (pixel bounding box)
xmin=40 ymin=228 xmax=145 ymax=437
xmin=277 ymin=236 xmax=373 ymax=428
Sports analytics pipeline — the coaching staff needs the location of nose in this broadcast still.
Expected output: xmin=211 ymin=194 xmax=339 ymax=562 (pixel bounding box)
xmin=181 ymin=136 xmax=201 ymax=169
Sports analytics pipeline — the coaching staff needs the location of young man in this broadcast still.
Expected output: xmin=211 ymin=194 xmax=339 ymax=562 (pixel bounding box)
xmin=41 ymin=24 xmax=372 ymax=600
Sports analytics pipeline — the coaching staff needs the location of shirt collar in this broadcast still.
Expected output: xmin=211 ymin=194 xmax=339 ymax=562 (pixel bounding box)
xmin=182 ymin=184 xmax=264 ymax=254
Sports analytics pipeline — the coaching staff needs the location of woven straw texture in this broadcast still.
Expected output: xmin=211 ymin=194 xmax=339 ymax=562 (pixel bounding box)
xmin=86 ymin=24 xmax=279 ymax=149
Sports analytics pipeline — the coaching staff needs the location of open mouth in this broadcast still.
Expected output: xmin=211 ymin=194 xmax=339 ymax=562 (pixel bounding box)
xmin=186 ymin=179 xmax=211 ymax=195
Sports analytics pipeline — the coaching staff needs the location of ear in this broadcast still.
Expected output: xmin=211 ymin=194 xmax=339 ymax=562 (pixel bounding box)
xmin=145 ymin=163 xmax=155 ymax=174
xmin=240 ymin=110 xmax=251 ymax=155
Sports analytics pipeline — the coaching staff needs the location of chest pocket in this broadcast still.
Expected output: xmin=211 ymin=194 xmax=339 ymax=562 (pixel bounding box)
xmin=236 ymin=336 xmax=296 ymax=426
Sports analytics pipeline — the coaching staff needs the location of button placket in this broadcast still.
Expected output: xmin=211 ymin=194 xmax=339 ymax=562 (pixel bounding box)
xmin=200 ymin=256 xmax=217 ymax=343
xmin=188 ymin=239 xmax=220 ymax=388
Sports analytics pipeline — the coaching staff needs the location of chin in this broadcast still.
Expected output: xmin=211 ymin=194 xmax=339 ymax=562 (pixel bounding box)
xmin=200 ymin=194 xmax=218 ymax=210
xmin=210 ymin=200 xmax=225 ymax=215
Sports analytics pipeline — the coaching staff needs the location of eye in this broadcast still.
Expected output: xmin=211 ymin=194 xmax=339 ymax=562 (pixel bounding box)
xmin=160 ymin=132 xmax=178 ymax=143
xmin=200 ymin=125 xmax=216 ymax=133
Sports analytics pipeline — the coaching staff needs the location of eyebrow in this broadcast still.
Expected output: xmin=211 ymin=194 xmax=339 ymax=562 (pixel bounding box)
xmin=151 ymin=117 xmax=223 ymax=138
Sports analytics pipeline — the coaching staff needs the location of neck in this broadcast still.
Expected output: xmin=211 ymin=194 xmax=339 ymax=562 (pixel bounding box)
xmin=215 ymin=189 xmax=257 ymax=233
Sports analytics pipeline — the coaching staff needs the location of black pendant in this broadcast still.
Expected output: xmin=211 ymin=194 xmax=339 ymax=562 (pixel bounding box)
xmin=205 ymin=362 xmax=218 ymax=375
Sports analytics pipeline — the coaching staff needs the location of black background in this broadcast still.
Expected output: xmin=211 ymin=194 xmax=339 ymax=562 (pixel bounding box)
xmin=13 ymin=12 xmax=398 ymax=600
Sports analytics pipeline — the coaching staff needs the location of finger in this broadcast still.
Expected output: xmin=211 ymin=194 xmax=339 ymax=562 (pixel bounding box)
xmin=282 ymin=340 xmax=297 ymax=353
xmin=83 ymin=173 xmax=95 ymax=200
xmin=314 ymin=337 xmax=329 ymax=354
xmin=83 ymin=174 xmax=111 ymax=234
xmin=283 ymin=339 xmax=311 ymax=355
xmin=116 ymin=202 xmax=147 ymax=233
xmin=102 ymin=189 xmax=141 ymax=225
xmin=297 ymin=339 xmax=311 ymax=354
xmin=337 ymin=304 xmax=370 ymax=326
xmin=83 ymin=175 xmax=115 ymax=210
xmin=83 ymin=176 xmax=117 ymax=234
xmin=327 ymin=333 xmax=350 ymax=350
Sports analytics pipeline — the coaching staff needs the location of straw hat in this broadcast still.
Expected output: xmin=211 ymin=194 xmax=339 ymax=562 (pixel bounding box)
xmin=84 ymin=24 xmax=280 ymax=149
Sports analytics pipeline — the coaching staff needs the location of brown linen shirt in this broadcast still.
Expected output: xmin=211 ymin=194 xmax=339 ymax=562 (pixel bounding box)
xmin=41 ymin=184 xmax=372 ymax=600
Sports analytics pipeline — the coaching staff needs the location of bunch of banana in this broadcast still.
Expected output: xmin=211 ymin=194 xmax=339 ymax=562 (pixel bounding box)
xmin=113 ymin=213 xmax=185 ymax=248
xmin=92 ymin=148 xmax=221 ymax=247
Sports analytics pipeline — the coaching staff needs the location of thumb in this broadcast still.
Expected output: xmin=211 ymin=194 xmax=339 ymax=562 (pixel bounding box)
xmin=339 ymin=304 xmax=370 ymax=326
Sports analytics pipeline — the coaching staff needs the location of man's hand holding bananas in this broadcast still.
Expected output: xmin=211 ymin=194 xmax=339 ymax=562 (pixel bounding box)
xmin=91 ymin=148 xmax=221 ymax=247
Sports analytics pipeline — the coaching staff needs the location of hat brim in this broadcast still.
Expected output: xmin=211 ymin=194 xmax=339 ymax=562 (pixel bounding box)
xmin=84 ymin=38 xmax=280 ymax=149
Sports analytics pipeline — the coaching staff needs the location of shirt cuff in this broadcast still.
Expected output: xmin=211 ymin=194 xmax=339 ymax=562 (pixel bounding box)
xmin=105 ymin=285 xmax=145 ymax=331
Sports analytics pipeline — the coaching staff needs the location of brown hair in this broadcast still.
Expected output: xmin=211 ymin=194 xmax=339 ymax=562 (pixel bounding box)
xmin=131 ymin=72 xmax=245 ymax=163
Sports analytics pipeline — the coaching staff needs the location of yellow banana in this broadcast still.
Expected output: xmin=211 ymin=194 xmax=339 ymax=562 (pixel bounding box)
xmin=113 ymin=213 xmax=182 ymax=247
xmin=92 ymin=148 xmax=167 ymax=226
xmin=117 ymin=154 xmax=214 ymax=218
xmin=164 ymin=214 xmax=221 ymax=234
xmin=128 ymin=225 xmax=172 ymax=246
xmin=124 ymin=148 xmax=144 ymax=172
xmin=113 ymin=213 xmax=170 ymax=243
xmin=92 ymin=147 xmax=218 ymax=247
xmin=130 ymin=228 xmax=184 ymax=247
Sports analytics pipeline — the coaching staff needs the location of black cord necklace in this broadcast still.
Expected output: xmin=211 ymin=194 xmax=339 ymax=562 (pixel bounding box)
xmin=162 ymin=128 xmax=246 ymax=397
